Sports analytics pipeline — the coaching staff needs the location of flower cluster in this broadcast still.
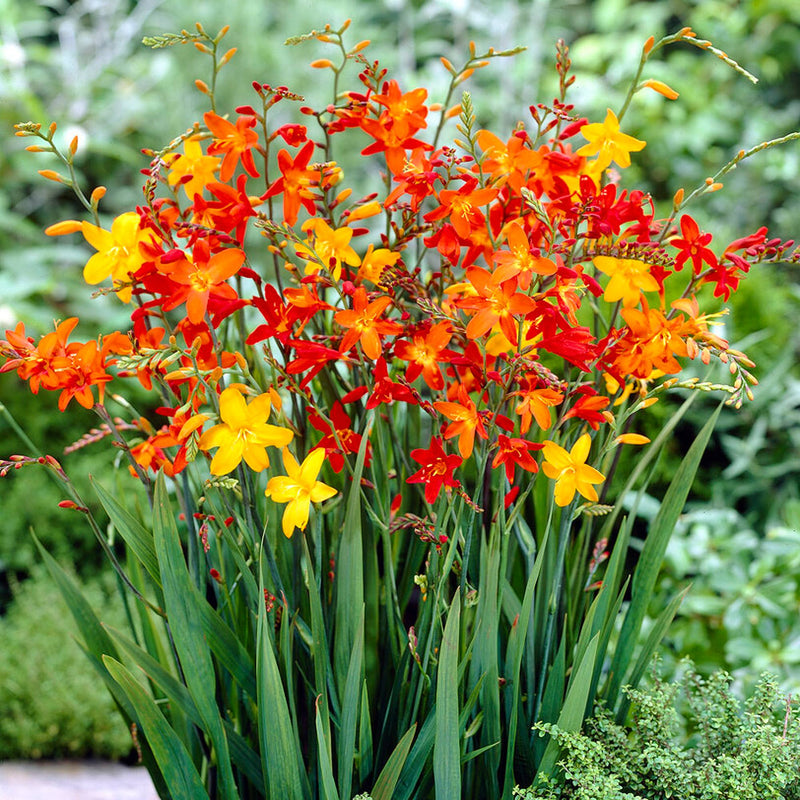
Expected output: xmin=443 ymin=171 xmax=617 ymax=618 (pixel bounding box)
xmin=4 ymin=22 xmax=793 ymax=534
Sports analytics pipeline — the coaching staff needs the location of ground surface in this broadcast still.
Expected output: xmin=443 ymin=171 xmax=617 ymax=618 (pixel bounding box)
xmin=0 ymin=760 xmax=159 ymax=800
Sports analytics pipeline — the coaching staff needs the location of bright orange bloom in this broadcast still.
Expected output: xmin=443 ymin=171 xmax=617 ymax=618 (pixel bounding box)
xmin=476 ymin=130 xmax=541 ymax=191
xmin=265 ymin=447 xmax=337 ymax=537
xmin=492 ymin=221 xmax=556 ymax=290
xmin=458 ymin=267 xmax=537 ymax=346
xmin=204 ymin=111 xmax=260 ymax=180
xmin=593 ymin=255 xmax=659 ymax=308
xmin=0 ymin=318 xmax=112 ymax=410
xmin=294 ymin=219 xmax=361 ymax=281
xmin=576 ymin=109 xmax=645 ymax=171
xmin=512 ymin=381 xmax=564 ymax=433
xmin=81 ymin=212 xmax=159 ymax=302
xmin=197 ymin=385 xmax=293 ymax=475
xmin=424 ymin=180 xmax=498 ymax=238
xmin=434 ymin=383 xmax=488 ymax=459
xmin=157 ymin=239 xmax=245 ymax=324
xmin=264 ymin=140 xmax=320 ymax=225
xmin=167 ymin=136 xmax=221 ymax=198
xmin=541 ymin=433 xmax=604 ymax=506
xmin=334 ymin=287 xmax=402 ymax=360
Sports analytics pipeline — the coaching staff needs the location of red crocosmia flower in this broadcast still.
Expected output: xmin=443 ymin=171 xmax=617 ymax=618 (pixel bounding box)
xmin=406 ymin=436 xmax=463 ymax=504
xmin=197 ymin=175 xmax=260 ymax=244
xmin=491 ymin=434 xmax=542 ymax=482
xmin=264 ymin=140 xmax=320 ymax=225
xmin=157 ymin=239 xmax=245 ymax=325
xmin=670 ymin=214 xmax=717 ymax=274
xmin=562 ymin=391 xmax=611 ymax=431
xmin=308 ymin=401 xmax=371 ymax=473
xmin=247 ymin=284 xmax=297 ymax=346
xmin=535 ymin=326 xmax=597 ymax=371
xmin=334 ymin=287 xmax=402 ymax=360
xmin=204 ymin=111 xmax=260 ymax=181
xmin=434 ymin=382 xmax=488 ymax=459
xmin=394 ymin=320 xmax=453 ymax=391
xmin=363 ymin=357 xmax=416 ymax=409
xmin=273 ymin=123 xmax=308 ymax=146
xmin=372 ymin=80 xmax=429 ymax=136
xmin=286 ymin=340 xmax=344 ymax=387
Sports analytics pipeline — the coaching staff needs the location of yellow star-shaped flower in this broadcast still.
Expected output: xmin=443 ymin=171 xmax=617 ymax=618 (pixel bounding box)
xmin=577 ymin=109 xmax=646 ymax=171
xmin=541 ymin=433 xmax=605 ymax=507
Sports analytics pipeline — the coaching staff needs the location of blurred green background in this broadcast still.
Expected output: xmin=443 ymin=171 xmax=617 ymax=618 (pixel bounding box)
xmin=1 ymin=0 xmax=799 ymax=759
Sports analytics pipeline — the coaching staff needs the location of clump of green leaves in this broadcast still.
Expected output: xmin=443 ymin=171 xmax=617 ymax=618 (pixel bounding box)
xmin=518 ymin=661 xmax=800 ymax=800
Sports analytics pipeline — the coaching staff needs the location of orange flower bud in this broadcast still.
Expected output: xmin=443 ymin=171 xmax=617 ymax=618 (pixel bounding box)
xmin=350 ymin=40 xmax=370 ymax=53
xmin=310 ymin=58 xmax=335 ymax=69
xmin=640 ymin=78 xmax=679 ymax=100
xmin=673 ymin=187 xmax=684 ymax=207
xmin=440 ymin=56 xmax=456 ymax=74
xmin=195 ymin=79 xmax=210 ymax=94
xmin=69 ymin=135 xmax=79 ymax=154
xmin=91 ymin=186 xmax=107 ymax=204
xmin=454 ymin=68 xmax=475 ymax=85
xmin=341 ymin=18 xmax=352 ymax=31
xmin=445 ymin=104 xmax=463 ymax=119
xmin=45 ymin=220 xmax=83 ymax=236
xmin=219 ymin=47 xmax=237 ymax=66
xmin=194 ymin=41 xmax=212 ymax=54
xmin=38 ymin=169 xmax=64 ymax=183
xmin=643 ymin=35 xmax=655 ymax=55
xmin=25 ymin=145 xmax=46 ymax=152
xmin=48 ymin=121 xmax=57 ymax=136
xmin=615 ymin=433 xmax=651 ymax=446
xmin=347 ymin=200 xmax=381 ymax=222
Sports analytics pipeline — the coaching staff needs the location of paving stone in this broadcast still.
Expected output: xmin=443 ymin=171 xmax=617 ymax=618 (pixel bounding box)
xmin=0 ymin=760 xmax=159 ymax=800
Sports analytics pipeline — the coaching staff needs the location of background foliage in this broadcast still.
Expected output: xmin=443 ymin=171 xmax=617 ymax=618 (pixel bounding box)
xmin=1 ymin=0 xmax=799 ymax=762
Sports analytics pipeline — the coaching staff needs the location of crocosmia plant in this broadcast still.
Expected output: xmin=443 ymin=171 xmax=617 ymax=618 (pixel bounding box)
xmin=3 ymin=20 xmax=797 ymax=800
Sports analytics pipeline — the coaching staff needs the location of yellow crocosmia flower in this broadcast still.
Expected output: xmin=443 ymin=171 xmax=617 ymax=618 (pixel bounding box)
xmin=167 ymin=137 xmax=220 ymax=199
xmin=294 ymin=218 xmax=361 ymax=281
xmin=357 ymin=244 xmax=401 ymax=284
xmin=576 ymin=108 xmax=645 ymax=171
xmin=81 ymin=212 xmax=158 ymax=302
xmin=198 ymin=386 xmax=293 ymax=475
xmin=594 ymin=256 xmax=660 ymax=308
xmin=541 ymin=433 xmax=605 ymax=507
xmin=265 ymin=447 xmax=337 ymax=538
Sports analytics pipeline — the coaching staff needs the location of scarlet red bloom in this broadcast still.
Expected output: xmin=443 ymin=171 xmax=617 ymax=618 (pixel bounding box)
xmin=334 ymin=287 xmax=402 ymax=360
xmin=491 ymin=434 xmax=542 ymax=482
xmin=406 ymin=436 xmax=463 ymax=504
xmin=264 ymin=140 xmax=320 ymax=225
xmin=670 ymin=214 xmax=717 ymax=274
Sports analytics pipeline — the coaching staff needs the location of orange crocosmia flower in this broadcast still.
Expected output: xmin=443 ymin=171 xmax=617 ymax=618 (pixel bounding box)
xmin=576 ymin=108 xmax=645 ymax=171
xmin=593 ymin=255 xmax=659 ymax=309
xmin=610 ymin=303 xmax=690 ymax=378
xmin=433 ymin=383 xmax=488 ymax=459
xmin=394 ymin=320 xmax=453 ymax=391
xmin=512 ymin=381 xmax=564 ymax=434
xmin=0 ymin=318 xmax=112 ymax=410
xmin=203 ymin=111 xmax=260 ymax=181
xmin=492 ymin=221 xmax=556 ymax=290
xmin=167 ymin=136 xmax=221 ymax=199
xmin=264 ymin=140 xmax=320 ymax=226
xmin=81 ymin=212 xmax=158 ymax=303
xmin=424 ymin=180 xmax=498 ymax=239
xmin=357 ymin=245 xmax=401 ymax=284
xmin=542 ymin=433 xmax=604 ymax=507
xmin=458 ymin=266 xmax=537 ymax=347
xmin=334 ymin=286 xmax=402 ymax=360
xmin=294 ymin=219 xmax=361 ymax=281
xmin=158 ymin=240 xmax=245 ymax=325
xmin=265 ymin=447 xmax=337 ymax=538
xmin=198 ymin=385 xmax=293 ymax=475
xmin=372 ymin=80 xmax=429 ymax=136
xmin=476 ymin=130 xmax=541 ymax=191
